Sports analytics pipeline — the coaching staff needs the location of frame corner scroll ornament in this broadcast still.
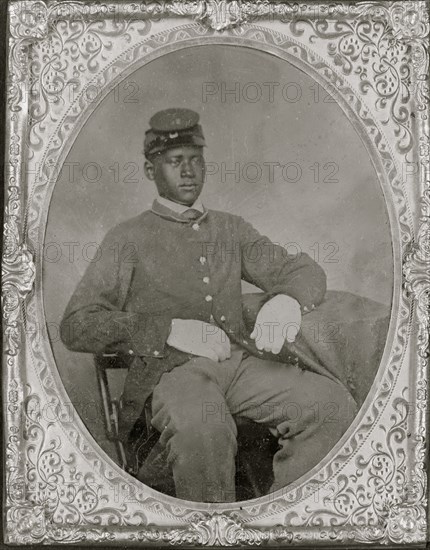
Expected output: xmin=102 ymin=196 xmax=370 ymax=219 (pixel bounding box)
xmin=9 ymin=0 xmax=49 ymax=41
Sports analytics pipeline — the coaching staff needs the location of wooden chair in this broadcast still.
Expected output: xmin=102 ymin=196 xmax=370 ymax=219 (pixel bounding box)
xmin=94 ymin=353 xmax=277 ymax=500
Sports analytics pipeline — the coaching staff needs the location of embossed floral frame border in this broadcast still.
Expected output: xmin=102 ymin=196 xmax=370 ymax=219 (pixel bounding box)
xmin=2 ymin=0 xmax=430 ymax=546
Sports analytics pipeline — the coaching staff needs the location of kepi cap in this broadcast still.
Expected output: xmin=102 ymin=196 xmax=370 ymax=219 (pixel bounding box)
xmin=144 ymin=108 xmax=206 ymax=158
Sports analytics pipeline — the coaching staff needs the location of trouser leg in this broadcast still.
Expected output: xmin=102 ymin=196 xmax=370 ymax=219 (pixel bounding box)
xmin=150 ymin=354 xmax=241 ymax=502
xmin=225 ymin=356 xmax=357 ymax=493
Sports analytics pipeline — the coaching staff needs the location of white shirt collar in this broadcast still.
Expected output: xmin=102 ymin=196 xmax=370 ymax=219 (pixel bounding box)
xmin=156 ymin=196 xmax=204 ymax=214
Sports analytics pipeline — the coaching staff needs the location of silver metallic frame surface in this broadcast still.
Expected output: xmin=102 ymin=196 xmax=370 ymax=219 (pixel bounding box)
xmin=2 ymin=0 xmax=429 ymax=545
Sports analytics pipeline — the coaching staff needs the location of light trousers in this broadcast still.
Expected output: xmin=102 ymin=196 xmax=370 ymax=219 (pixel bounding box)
xmin=150 ymin=347 xmax=357 ymax=502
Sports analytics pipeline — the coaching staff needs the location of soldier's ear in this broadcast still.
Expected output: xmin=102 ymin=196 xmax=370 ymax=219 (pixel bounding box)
xmin=144 ymin=160 xmax=155 ymax=181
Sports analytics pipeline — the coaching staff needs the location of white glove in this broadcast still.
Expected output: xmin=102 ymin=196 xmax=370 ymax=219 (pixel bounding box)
xmin=250 ymin=294 xmax=302 ymax=354
xmin=167 ymin=319 xmax=231 ymax=362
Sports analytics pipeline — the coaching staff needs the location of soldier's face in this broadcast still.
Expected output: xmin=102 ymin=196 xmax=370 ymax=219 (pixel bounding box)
xmin=145 ymin=145 xmax=205 ymax=206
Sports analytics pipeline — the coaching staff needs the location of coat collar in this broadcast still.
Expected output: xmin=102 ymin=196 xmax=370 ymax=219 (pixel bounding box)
xmin=151 ymin=198 xmax=208 ymax=224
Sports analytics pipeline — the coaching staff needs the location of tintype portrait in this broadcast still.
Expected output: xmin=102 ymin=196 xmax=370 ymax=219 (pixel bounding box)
xmin=3 ymin=0 xmax=429 ymax=546
xmin=48 ymin=48 xmax=390 ymax=504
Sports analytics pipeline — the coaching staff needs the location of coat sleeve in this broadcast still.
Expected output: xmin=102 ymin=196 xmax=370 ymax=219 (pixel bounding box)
xmin=60 ymin=226 xmax=172 ymax=358
xmin=238 ymin=217 xmax=327 ymax=312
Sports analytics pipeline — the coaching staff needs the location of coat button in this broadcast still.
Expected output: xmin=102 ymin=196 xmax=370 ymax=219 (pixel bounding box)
xmin=220 ymin=315 xmax=226 ymax=322
xmin=203 ymin=276 xmax=210 ymax=284
xmin=205 ymin=295 xmax=213 ymax=302
xmin=192 ymin=223 xmax=199 ymax=231
xmin=128 ymin=349 xmax=134 ymax=355
xmin=153 ymin=350 xmax=160 ymax=356
xmin=199 ymin=256 xmax=206 ymax=265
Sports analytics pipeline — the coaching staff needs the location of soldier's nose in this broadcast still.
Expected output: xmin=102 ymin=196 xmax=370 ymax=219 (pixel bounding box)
xmin=181 ymin=160 xmax=194 ymax=176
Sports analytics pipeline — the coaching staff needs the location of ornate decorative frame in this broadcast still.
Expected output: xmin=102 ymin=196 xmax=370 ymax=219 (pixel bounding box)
xmin=2 ymin=0 xmax=429 ymax=546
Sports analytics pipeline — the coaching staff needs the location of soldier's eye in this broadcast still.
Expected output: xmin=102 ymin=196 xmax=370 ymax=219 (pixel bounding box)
xmin=191 ymin=156 xmax=204 ymax=166
xmin=166 ymin=158 xmax=181 ymax=167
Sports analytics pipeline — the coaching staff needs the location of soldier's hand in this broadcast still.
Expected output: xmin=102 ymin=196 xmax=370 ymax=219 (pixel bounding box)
xmin=250 ymin=295 xmax=302 ymax=354
xmin=167 ymin=319 xmax=231 ymax=362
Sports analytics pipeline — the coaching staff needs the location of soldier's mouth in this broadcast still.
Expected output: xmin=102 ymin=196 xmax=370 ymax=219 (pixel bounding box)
xmin=180 ymin=183 xmax=196 ymax=189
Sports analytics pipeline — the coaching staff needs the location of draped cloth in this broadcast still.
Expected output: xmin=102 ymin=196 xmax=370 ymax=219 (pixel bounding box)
xmin=242 ymin=290 xmax=390 ymax=408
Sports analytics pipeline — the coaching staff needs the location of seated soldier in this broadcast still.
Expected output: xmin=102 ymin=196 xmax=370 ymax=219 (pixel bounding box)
xmin=61 ymin=108 xmax=357 ymax=503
